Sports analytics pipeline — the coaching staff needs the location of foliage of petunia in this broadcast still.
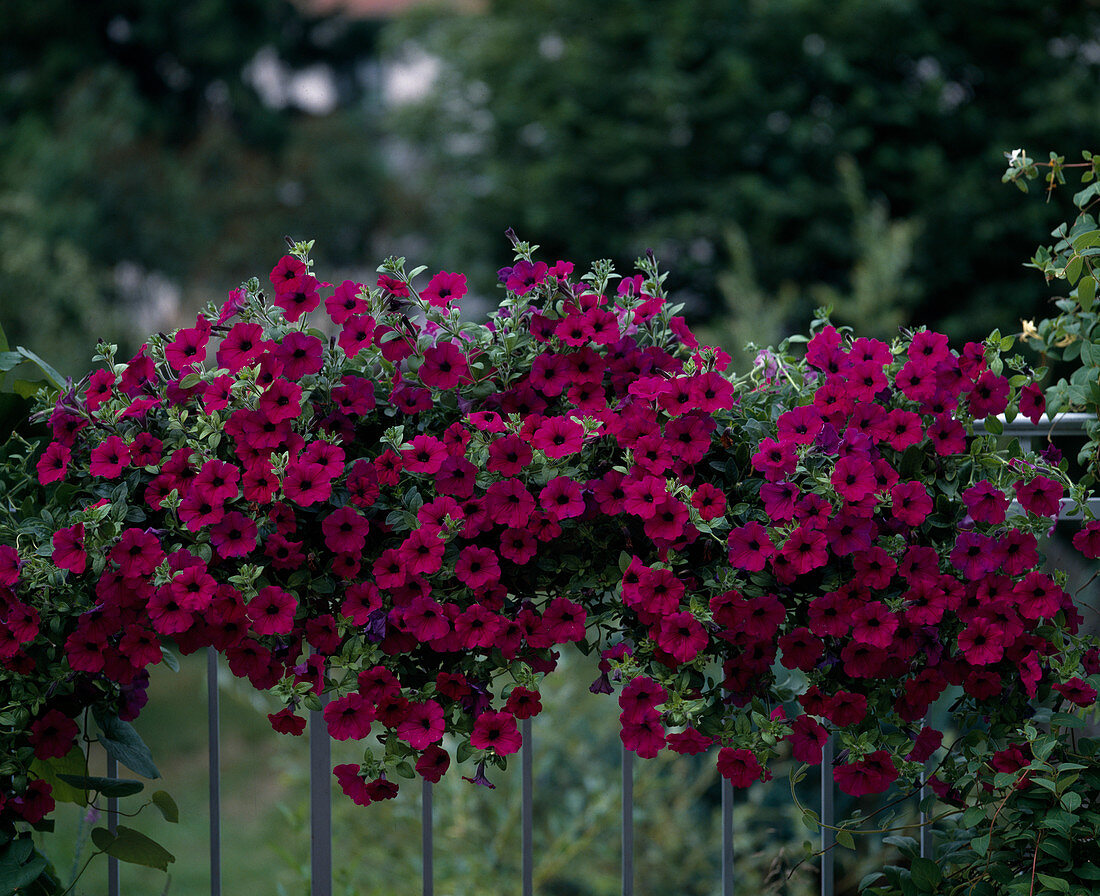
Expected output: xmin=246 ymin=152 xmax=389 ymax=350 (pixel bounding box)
xmin=1 ymin=234 xmax=1097 ymax=889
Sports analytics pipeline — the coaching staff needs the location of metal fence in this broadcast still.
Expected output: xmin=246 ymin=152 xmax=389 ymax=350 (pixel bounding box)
xmin=99 ymin=413 xmax=1098 ymax=896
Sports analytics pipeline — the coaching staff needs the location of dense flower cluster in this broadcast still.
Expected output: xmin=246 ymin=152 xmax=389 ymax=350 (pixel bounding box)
xmin=0 ymin=240 xmax=1095 ymax=864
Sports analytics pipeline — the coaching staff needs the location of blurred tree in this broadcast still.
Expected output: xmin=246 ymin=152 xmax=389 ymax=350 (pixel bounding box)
xmin=0 ymin=0 xmax=387 ymax=377
xmin=384 ymin=0 xmax=1100 ymax=343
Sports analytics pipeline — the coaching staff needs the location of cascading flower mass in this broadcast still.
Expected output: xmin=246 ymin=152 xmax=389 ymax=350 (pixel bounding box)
xmin=0 ymin=237 xmax=1097 ymax=890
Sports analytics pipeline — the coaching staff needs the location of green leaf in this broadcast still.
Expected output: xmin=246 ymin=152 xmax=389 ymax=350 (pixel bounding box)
xmin=983 ymin=415 xmax=1003 ymax=435
xmin=56 ymin=775 xmax=144 ymax=798
xmin=1036 ymin=873 xmax=1070 ymax=893
xmin=1071 ymin=229 xmax=1100 ymax=252
xmin=0 ymin=837 xmax=48 ymax=894
xmin=160 ymin=646 xmax=180 ymax=673
xmin=835 ymin=829 xmax=855 ymax=850
xmin=30 ymin=746 xmax=89 ymax=807
xmin=971 ymin=833 xmax=991 ymax=856
xmin=1060 ymin=791 xmax=1083 ymax=812
xmin=151 ymin=791 xmax=179 ymax=824
xmin=93 ymin=708 xmax=160 ymax=779
xmin=1066 ymin=255 xmax=1084 ymax=284
xmin=1078 ymin=275 xmax=1097 ymax=311
xmin=15 ymin=347 xmax=65 ymax=391
xmin=0 ymin=351 xmax=25 ymax=372
xmin=0 ymin=321 xmax=9 ymax=353
xmin=910 ymin=857 xmax=942 ymax=891
xmin=91 ymin=826 xmax=175 ymax=872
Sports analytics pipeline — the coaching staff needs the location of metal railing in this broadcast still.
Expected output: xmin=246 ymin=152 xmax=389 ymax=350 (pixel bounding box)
xmin=100 ymin=412 xmax=1096 ymax=896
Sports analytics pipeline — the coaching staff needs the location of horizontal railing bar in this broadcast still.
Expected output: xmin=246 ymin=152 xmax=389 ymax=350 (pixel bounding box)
xmin=974 ymin=412 xmax=1094 ymax=436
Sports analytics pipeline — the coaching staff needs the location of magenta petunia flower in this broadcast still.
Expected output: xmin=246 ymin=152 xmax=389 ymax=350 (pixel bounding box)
xmin=36 ymin=441 xmax=70 ymax=485
xmin=1013 ymin=475 xmax=1063 ymax=518
xmin=654 ymin=611 xmax=708 ymax=663
xmin=1018 ymin=382 xmax=1046 ymax=424
xmin=539 ymin=476 xmax=586 ymax=522
xmin=395 ymin=527 xmax=443 ymax=577
xmin=29 ymin=710 xmax=80 ymax=760
xmin=834 ymin=750 xmax=898 ymax=797
xmin=396 ymin=700 xmax=446 ymax=750
xmin=89 ymin=436 xmax=129 ymax=479
xmin=415 ymin=745 xmax=451 ymax=783
xmin=52 ymin=523 xmax=86 ymax=574
xmin=419 ymin=341 xmax=470 ymax=391
xmin=325 ymin=280 xmax=367 ymax=324
xmin=483 ymin=480 xmax=536 ymax=529
xmin=274 ymin=273 xmax=321 ymax=321
xmin=402 ymin=435 xmax=448 ymax=476
xmin=248 ymin=585 xmax=298 ymax=636
xmin=84 ymin=368 xmax=115 ymax=410
xmin=454 ymin=546 xmax=502 ymax=593
xmin=399 ymin=595 xmax=450 ymax=642
xmin=282 ymin=461 xmax=333 ymax=507
xmin=532 ymin=415 xmax=585 ymax=459
xmin=619 ymin=708 xmax=665 ymax=759
xmin=717 ymin=747 xmax=763 ymax=788
xmin=777 ymin=526 xmax=829 ymax=577
xmin=324 ymin=693 xmax=374 ymax=742
xmin=338 ymin=313 xmax=375 ymax=359
xmin=276 ymin=331 xmax=325 ymax=380
xmin=788 ymin=715 xmax=829 ymax=764
xmin=726 ymin=521 xmax=775 ymax=571
xmin=968 ymin=370 xmax=1010 ymax=419
xmin=420 ymin=271 xmax=467 ymax=309
xmin=470 ymin=710 xmax=522 ymax=755
xmin=165 ymin=325 xmax=209 ymax=372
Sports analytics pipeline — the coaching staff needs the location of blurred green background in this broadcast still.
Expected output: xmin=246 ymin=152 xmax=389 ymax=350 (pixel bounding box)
xmin=4 ymin=0 xmax=1100 ymax=377
xmin=6 ymin=0 xmax=1100 ymax=892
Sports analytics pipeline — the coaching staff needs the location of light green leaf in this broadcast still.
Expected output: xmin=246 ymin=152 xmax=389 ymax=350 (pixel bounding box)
xmin=1071 ymin=229 xmax=1100 ymax=252
xmin=30 ymin=745 xmax=88 ymax=807
xmin=91 ymin=826 xmax=175 ymax=872
xmin=1078 ymin=275 xmax=1097 ymax=311
xmin=151 ymin=791 xmax=179 ymax=824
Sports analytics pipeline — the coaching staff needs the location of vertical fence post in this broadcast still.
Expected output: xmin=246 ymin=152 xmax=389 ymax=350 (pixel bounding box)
xmin=522 ymin=718 xmax=533 ymax=896
xmin=422 ymin=780 xmax=433 ymax=896
xmin=721 ymin=778 xmax=734 ymax=896
xmin=622 ymin=744 xmax=634 ymax=896
xmin=821 ymin=736 xmax=835 ymax=896
xmin=919 ymin=762 xmax=932 ymax=859
xmin=107 ymin=754 xmax=119 ymax=896
xmin=207 ymin=647 xmax=222 ymax=896
xmin=310 ymin=698 xmax=332 ymax=896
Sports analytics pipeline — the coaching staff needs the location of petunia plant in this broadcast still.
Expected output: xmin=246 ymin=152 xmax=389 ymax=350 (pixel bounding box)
xmin=0 ymin=231 xmax=1097 ymax=893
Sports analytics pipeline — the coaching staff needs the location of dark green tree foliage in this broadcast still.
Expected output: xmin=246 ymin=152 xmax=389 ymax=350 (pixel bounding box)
xmin=386 ymin=0 xmax=1100 ymax=340
xmin=0 ymin=0 xmax=386 ymax=375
